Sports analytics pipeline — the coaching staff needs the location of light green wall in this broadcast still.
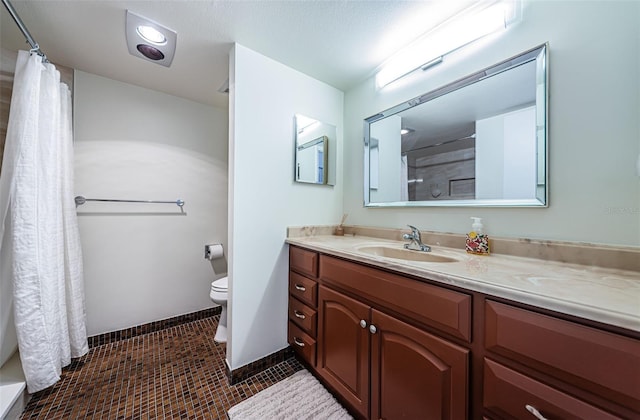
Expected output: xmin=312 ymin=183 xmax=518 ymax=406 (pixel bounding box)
xmin=343 ymin=0 xmax=640 ymax=246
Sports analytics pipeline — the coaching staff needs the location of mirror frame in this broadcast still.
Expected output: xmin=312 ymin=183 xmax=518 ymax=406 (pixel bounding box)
xmin=363 ymin=44 xmax=548 ymax=208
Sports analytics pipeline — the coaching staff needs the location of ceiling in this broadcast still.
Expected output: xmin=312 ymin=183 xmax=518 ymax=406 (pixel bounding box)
xmin=0 ymin=0 xmax=475 ymax=109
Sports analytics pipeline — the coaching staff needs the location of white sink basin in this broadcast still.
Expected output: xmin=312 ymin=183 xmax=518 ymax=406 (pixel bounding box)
xmin=356 ymin=245 xmax=458 ymax=263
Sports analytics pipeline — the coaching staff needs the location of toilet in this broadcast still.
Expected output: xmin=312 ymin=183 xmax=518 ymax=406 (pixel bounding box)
xmin=210 ymin=276 xmax=228 ymax=343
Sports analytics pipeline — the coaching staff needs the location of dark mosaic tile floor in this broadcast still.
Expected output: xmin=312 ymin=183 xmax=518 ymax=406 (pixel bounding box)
xmin=20 ymin=315 xmax=303 ymax=420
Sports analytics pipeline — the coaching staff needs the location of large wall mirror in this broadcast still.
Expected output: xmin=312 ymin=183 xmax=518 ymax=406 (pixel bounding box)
xmin=364 ymin=44 xmax=548 ymax=207
xmin=295 ymin=114 xmax=337 ymax=185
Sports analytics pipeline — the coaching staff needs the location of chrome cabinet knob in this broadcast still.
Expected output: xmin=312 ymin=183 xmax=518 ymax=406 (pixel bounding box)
xmin=369 ymin=325 xmax=377 ymax=334
xmin=360 ymin=320 xmax=367 ymax=328
xmin=525 ymin=404 xmax=548 ymax=420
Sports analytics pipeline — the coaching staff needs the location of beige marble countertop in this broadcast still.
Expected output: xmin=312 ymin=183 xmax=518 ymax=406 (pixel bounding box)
xmin=285 ymin=234 xmax=640 ymax=333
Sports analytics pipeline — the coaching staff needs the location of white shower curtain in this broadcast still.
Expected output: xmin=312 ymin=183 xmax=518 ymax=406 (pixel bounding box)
xmin=0 ymin=50 xmax=88 ymax=393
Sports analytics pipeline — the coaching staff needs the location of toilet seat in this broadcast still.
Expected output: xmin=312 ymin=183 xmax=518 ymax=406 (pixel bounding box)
xmin=211 ymin=276 xmax=228 ymax=292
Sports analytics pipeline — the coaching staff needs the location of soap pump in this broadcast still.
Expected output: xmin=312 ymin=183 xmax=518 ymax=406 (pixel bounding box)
xmin=466 ymin=217 xmax=490 ymax=255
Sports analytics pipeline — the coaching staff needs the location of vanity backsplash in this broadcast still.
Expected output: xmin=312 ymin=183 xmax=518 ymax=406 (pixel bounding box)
xmin=287 ymin=225 xmax=640 ymax=272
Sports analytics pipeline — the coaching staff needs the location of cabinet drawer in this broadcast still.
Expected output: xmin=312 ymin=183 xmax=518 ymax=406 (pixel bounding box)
xmin=483 ymin=358 xmax=619 ymax=419
xmin=485 ymin=300 xmax=640 ymax=411
xmin=290 ymin=246 xmax=318 ymax=278
xmin=289 ymin=296 xmax=317 ymax=337
xmin=288 ymin=321 xmax=316 ymax=367
xmin=289 ymin=272 xmax=317 ymax=308
xmin=320 ymin=255 xmax=471 ymax=341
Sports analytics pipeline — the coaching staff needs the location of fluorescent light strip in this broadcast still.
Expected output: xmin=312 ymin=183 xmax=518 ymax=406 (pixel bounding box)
xmin=376 ymin=1 xmax=515 ymax=88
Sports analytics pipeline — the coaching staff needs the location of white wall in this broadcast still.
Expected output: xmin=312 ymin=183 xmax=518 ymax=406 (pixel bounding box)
xmin=228 ymin=44 xmax=343 ymax=370
xmin=476 ymin=113 xmax=504 ymax=199
xmin=502 ymin=107 xmax=536 ymax=199
xmin=476 ymin=106 xmax=536 ymax=199
xmin=369 ymin=115 xmax=402 ymax=203
xmin=74 ymin=71 xmax=228 ymax=336
xmin=344 ymin=0 xmax=640 ymax=246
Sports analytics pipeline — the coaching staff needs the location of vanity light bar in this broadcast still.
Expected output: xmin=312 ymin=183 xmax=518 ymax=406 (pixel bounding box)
xmin=375 ymin=0 xmax=519 ymax=88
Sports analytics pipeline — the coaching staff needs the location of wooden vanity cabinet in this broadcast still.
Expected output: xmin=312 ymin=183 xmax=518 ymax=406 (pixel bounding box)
xmin=316 ymin=256 xmax=470 ymax=420
xmin=287 ymin=245 xmax=640 ymax=420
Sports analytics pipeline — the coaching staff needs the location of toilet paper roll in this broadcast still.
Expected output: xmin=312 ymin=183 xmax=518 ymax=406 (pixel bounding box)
xmin=205 ymin=244 xmax=224 ymax=260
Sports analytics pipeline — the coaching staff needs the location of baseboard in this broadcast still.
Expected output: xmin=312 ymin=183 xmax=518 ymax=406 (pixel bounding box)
xmin=88 ymin=307 xmax=222 ymax=348
xmin=225 ymin=346 xmax=295 ymax=385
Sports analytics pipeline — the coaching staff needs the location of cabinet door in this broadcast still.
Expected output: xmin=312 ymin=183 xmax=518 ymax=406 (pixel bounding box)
xmin=317 ymin=286 xmax=370 ymax=418
xmin=370 ymin=309 xmax=469 ymax=420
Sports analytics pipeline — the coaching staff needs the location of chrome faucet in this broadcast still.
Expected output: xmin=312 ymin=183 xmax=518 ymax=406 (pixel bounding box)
xmin=403 ymin=225 xmax=431 ymax=252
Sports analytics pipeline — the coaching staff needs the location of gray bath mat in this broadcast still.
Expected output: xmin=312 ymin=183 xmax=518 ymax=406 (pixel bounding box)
xmin=227 ymin=369 xmax=353 ymax=419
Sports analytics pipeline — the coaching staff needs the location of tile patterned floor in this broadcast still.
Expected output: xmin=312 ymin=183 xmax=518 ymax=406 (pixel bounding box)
xmin=20 ymin=315 xmax=303 ymax=419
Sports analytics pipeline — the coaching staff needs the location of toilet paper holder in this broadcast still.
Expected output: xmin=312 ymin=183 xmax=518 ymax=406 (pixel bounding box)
xmin=204 ymin=243 xmax=224 ymax=260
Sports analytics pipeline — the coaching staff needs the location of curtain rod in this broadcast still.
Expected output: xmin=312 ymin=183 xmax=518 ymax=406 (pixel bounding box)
xmin=2 ymin=0 xmax=48 ymax=62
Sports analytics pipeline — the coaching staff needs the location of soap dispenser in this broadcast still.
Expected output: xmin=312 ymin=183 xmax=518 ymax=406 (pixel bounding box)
xmin=466 ymin=217 xmax=490 ymax=255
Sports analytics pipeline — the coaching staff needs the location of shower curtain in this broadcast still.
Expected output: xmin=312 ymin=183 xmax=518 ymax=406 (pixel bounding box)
xmin=0 ymin=50 xmax=88 ymax=393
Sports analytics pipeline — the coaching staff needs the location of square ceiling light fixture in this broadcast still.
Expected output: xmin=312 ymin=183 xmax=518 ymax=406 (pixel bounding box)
xmin=376 ymin=0 xmax=521 ymax=88
xmin=125 ymin=10 xmax=177 ymax=67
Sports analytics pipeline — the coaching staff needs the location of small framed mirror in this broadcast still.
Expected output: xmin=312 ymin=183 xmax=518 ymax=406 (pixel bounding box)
xmin=295 ymin=114 xmax=336 ymax=185
xmin=364 ymin=44 xmax=548 ymax=207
